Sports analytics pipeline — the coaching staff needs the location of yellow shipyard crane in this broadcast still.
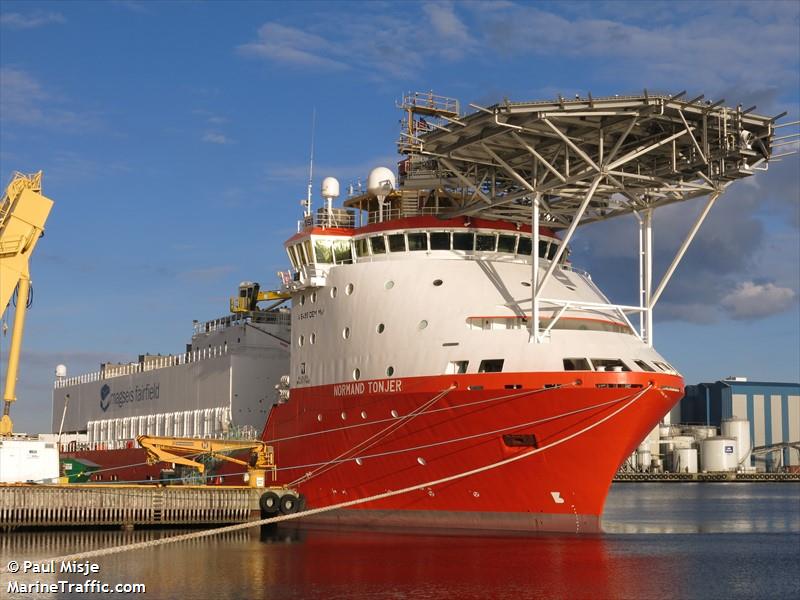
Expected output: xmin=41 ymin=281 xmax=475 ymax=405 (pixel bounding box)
xmin=0 ymin=171 xmax=53 ymax=435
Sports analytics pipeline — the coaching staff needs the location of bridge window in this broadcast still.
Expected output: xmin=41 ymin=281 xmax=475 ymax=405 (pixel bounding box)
xmin=355 ymin=238 xmax=369 ymax=257
xmin=314 ymin=239 xmax=334 ymax=264
xmin=333 ymin=239 xmax=352 ymax=264
xmin=388 ymin=233 xmax=406 ymax=252
xmin=370 ymin=236 xmax=386 ymax=254
xmin=407 ymin=232 xmax=428 ymax=251
xmin=453 ymin=232 xmax=475 ymax=251
xmin=476 ymin=234 xmax=497 ymax=252
xmin=497 ymin=235 xmax=516 ymax=253
xmin=430 ymin=231 xmax=451 ymax=250
xmin=539 ymin=240 xmax=549 ymax=259
xmin=634 ymin=359 xmax=656 ymax=372
xmin=548 ymin=243 xmax=558 ymax=260
xmin=517 ymin=236 xmax=532 ymax=256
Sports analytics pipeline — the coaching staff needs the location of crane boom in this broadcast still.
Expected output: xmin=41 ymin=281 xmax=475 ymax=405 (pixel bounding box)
xmin=0 ymin=171 xmax=53 ymax=435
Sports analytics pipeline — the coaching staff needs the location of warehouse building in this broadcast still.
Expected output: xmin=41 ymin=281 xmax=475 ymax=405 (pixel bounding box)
xmin=680 ymin=378 xmax=800 ymax=470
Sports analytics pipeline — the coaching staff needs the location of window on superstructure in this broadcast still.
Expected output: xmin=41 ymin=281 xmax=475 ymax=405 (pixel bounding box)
xmin=407 ymin=232 xmax=427 ymax=251
xmin=478 ymin=359 xmax=504 ymax=373
xmin=517 ymin=236 xmax=532 ymax=256
xmin=355 ymin=238 xmax=369 ymax=258
xmin=539 ymin=240 xmax=550 ymax=259
xmin=634 ymin=359 xmax=656 ymax=372
xmin=446 ymin=360 xmax=469 ymax=374
xmin=388 ymin=233 xmax=406 ymax=252
xmin=497 ymin=234 xmax=516 ymax=253
xmin=563 ymin=358 xmax=591 ymax=371
xmin=332 ymin=239 xmax=352 ymax=264
xmin=286 ymin=247 xmax=298 ymax=270
xmin=548 ymin=243 xmax=559 ymax=260
xmin=314 ymin=240 xmax=334 ymax=264
xmin=429 ymin=231 xmax=450 ymax=250
xmin=370 ymin=236 xmax=386 ymax=254
xmin=303 ymin=240 xmax=313 ymax=265
xmin=590 ymin=358 xmax=631 ymax=372
xmin=476 ymin=234 xmax=497 ymax=252
xmin=453 ymin=232 xmax=475 ymax=251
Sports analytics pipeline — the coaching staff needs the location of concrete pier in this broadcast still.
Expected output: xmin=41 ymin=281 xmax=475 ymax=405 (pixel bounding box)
xmin=0 ymin=484 xmax=263 ymax=529
xmin=614 ymin=472 xmax=800 ymax=482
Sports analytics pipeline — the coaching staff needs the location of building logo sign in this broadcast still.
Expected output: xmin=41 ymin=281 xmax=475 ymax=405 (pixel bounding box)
xmin=100 ymin=384 xmax=111 ymax=412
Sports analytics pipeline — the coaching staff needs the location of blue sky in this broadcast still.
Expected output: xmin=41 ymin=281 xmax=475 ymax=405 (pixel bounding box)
xmin=1 ymin=1 xmax=798 ymax=433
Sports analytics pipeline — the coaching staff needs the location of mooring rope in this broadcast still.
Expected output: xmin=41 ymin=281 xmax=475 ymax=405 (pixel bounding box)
xmin=5 ymin=384 xmax=651 ymax=569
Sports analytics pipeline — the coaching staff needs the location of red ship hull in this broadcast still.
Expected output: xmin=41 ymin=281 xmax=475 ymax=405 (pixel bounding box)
xmin=263 ymin=371 xmax=682 ymax=532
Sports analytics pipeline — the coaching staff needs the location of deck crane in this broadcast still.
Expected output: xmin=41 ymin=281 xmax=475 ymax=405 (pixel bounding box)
xmin=0 ymin=171 xmax=53 ymax=436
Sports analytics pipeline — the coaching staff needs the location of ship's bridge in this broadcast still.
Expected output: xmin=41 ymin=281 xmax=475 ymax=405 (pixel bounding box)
xmin=283 ymin=216 xmax=567 ymax=290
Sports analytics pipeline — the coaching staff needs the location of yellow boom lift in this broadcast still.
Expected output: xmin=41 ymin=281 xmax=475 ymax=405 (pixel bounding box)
xmin=0 ymin=172 xmax=53 ymax=436
xmin=137 ymin=435 xmax=278 ymax=488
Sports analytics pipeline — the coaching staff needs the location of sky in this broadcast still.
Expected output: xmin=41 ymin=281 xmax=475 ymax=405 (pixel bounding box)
xmin=1 ymin=1 xmax=798 ymax=433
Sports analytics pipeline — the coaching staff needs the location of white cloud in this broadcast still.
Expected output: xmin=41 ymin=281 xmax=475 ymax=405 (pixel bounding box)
xmin=0 ymin=11 xmax=65 ymax=29
xmin=238 ymin=23 xmax=350 ymax=70
xmin=202 ymin=132 xmax=234 ymax=145
xmin=721 ymin=281 xmax=797 ymax=320
xmin=0 ymin=66 xmax=99 ymax=130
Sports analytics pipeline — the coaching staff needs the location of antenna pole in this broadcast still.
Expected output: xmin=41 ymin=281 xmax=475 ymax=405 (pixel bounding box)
xmin=305 ymin=108 xmax=316 ymax=218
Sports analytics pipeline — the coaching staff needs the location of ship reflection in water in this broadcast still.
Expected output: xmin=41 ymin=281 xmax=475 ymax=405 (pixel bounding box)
xmin=1 ymin=483 xmax=798 ymax=600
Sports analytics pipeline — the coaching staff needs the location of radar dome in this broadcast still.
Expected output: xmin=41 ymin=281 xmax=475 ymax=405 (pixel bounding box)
xmin=321 ymin=177 xmax=340 ymax=200
xmin=55 ymin=364 xmax=67 ymax=378
xmin=367 ymin=167 xmax=396 ymax=200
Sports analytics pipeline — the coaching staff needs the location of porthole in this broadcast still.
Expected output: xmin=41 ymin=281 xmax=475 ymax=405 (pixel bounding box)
xmin=386 ymin=366 xmax=395 ymax=377
xmin=345 ymin=283 xmax=354 ymax=295
xmin=360 ymin=410 xmax=367 ymax=419
xmin=317 ymin=414 xmax=323 ymax=422
xmin=377 ymin=323 xmax=385 ymax=334
xmin=417 ymin=457 xmax=427 ymax=466
xmin=298 ymin=335 xmax=304 ymax=347
xmin=300 ymin=294 xmax=306 ymax=305
xmin=310 ymin=291 xmax=317 ymax=303
xmin=341 ymin=412 xmax=347 ymax=420
xmin=391 ymin=409 xmax=399 ymax=418
xmin=353 ymin=368 xmax=361 ymax=380
xmin=521 ymin=281 xmax=531 ymax=287
xmin=385 ymin=280 xmax=394 ymax=290
xmin=355 ymin=457 xmax=363 ymax=466
xmin=433 ymin=279 xmax=443 ymax=286
xmin=331 ymin=287 xmax=338 ymax=298
xmin=418 ymin=320 xmax=428 ymax=330
xmin=343 ymin=327 xmax=351 ymax=339
xmin=310 ymin=333 xmax=316 ymax=344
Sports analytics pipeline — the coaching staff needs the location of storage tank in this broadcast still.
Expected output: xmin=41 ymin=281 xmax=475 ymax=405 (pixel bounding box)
xmin=684 ymin=425 xmax=718 ymax=441
xmin=701 ymin=437 xmax=739 ymax=472
xmin=672 ymin=447 xmax=698 ymax=473
xmin=637 ymin=448 xmax=652 ymax=472
xmin=659 ymin=440 xmax=676 ymax=472
xmin=721 ymin=418 xmax=751 ymax=470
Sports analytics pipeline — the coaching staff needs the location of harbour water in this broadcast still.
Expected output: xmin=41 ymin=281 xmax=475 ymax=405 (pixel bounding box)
xmin=2 ymin=483 xmax=798 ymax=599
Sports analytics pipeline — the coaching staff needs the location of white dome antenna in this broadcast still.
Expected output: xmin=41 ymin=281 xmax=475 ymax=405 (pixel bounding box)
xmin=367 ymin=167 xmax=396 ymax=222
xmin=321 ymin=177 xmax=340 ymax=226
xmin=55 ymin=364 xmax=67 ymax=378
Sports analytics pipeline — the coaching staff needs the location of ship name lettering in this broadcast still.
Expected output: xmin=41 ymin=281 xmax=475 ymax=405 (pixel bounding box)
xmin=368 ymin=379 xmax=402 ymax=394
xmin=297 ymin=309 xmax=323 ymax=321
xmin=333 ymin=382 xmax=365 ymax=397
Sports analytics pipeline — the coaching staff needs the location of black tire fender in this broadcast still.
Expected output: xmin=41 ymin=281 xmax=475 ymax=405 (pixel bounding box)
xmin=259 ymin=491 xmax=281 ymax=515
xmin=279 ymin=493 xmax=299 ymax=515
